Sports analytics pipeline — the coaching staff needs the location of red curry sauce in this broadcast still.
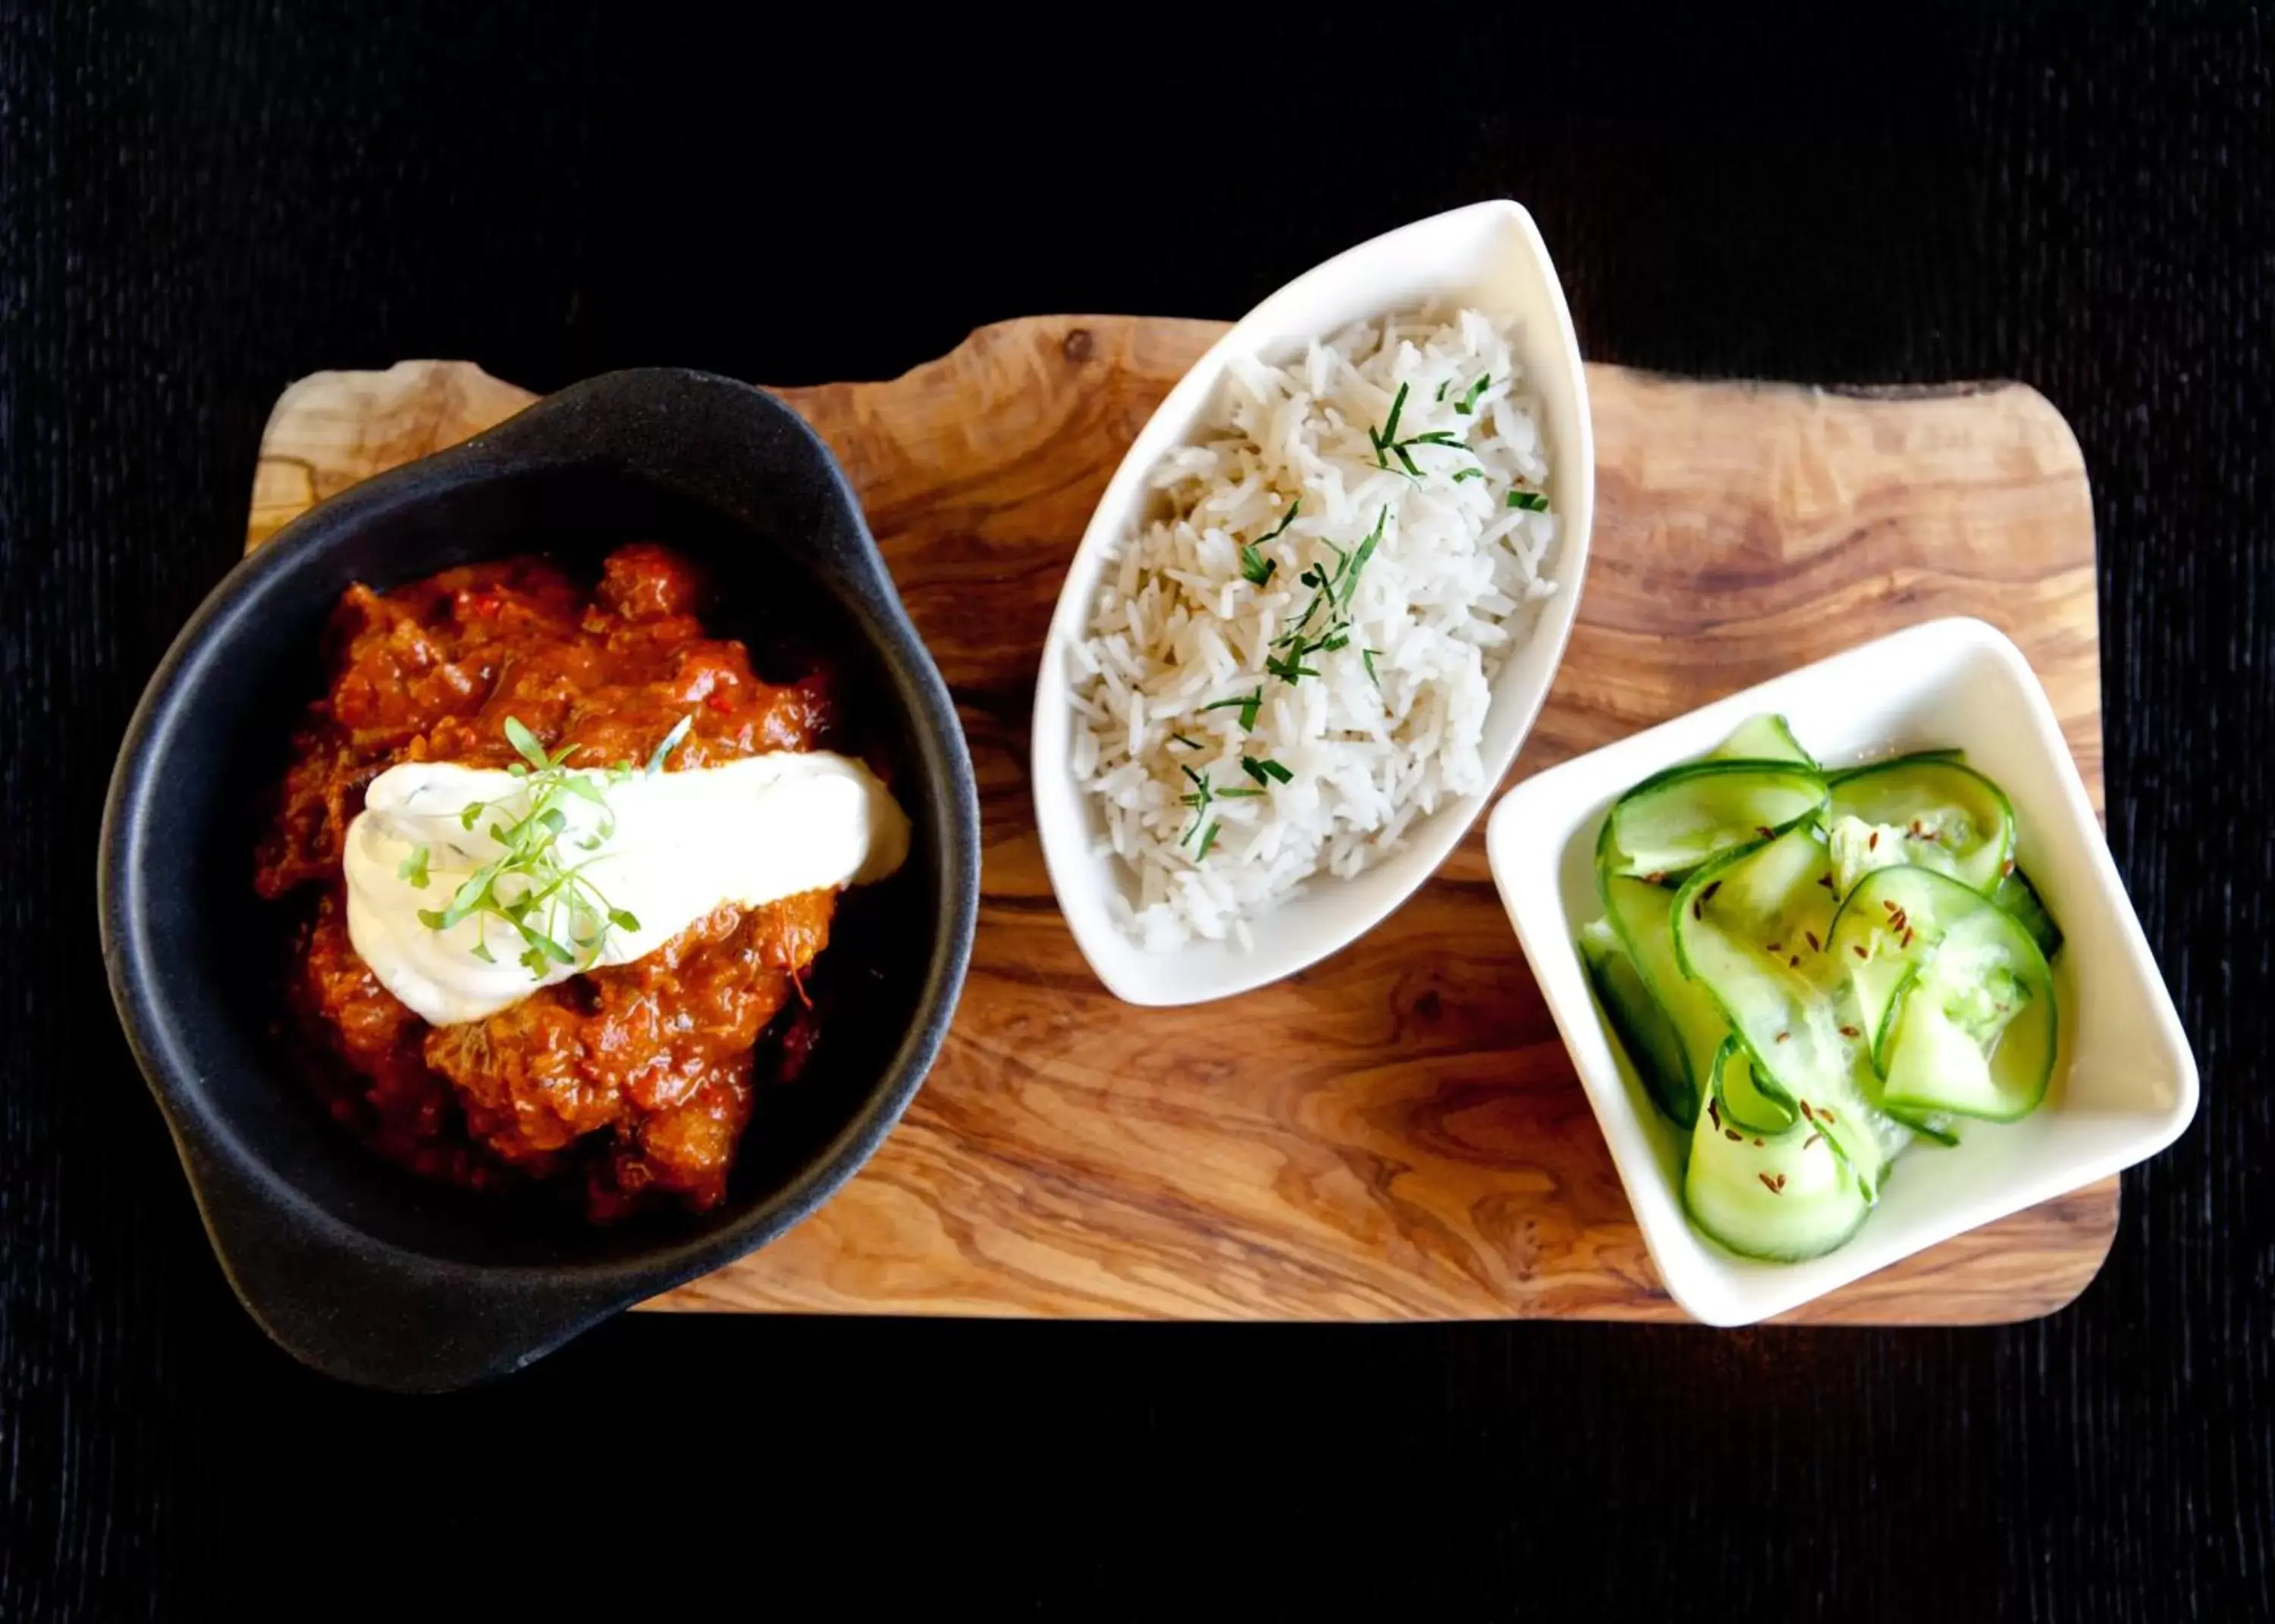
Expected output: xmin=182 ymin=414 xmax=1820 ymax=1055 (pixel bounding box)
xmin=256 ymin=544 xmax=839 ymax=1219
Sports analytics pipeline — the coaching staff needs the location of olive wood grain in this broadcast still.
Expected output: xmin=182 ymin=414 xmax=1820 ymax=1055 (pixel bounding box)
xmin=246 ymin=318 xmax=2117 ymax=1325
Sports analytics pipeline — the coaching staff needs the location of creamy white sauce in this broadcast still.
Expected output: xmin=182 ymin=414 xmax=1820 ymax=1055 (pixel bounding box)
xmin=344 ymin=753 xmax=910 ymax=1026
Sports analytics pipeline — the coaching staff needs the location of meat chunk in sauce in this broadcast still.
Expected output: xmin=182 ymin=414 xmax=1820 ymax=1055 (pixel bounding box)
xmin=259 ymin=544 xmax=840 ymax=1221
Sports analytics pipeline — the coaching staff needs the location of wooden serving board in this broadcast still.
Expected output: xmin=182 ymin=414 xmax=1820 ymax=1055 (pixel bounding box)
xmin=248 ymin=318 xmax=2115 ymax=1325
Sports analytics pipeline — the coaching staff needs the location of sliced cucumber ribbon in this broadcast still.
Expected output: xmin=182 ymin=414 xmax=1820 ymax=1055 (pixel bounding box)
xmin=1826 ymin=754 xmax=2015 ymax=894
xmin=1706 ymin=713 xmax=1818 ymax=769
xmin=1687 ymin=1041 xmax=1869 ymax=1262
xmin=1671 ymin=824 xmax=1894 ymax=1200
xmin=1826 ymin=864 xmax=2058 ymax=1118
xmin=1596 ymin=862 xmax=1727 ymax=1123
xmin=1993 ymin=867 xmax=2064 ymax=960
xmin=1668 ymin=826 xmax=1837 ymax=1108
xmin=1579 ymin=920 xmax=1696 ymax=1129
xmin=1602 ymin=760 xmax=1828 ymax=883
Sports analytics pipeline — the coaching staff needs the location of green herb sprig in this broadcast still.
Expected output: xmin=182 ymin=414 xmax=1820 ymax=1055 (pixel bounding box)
xmin=406 ymin=713 xmax=692 ymax=980
xmin=1175 ymin=506 xmax=1389 ymax=858
xmin=1369 ymin=382 xmax=1470 ymax=478
xmin=1264 ymin=505 xmax=1385 ymax=683
xmin=1238 ymin=500 xmax=1303 ymax=588
xmin=1177 ymin=764 xmax=1265 ymax=858
xmin=1202 ymin=689 xmax=1264 ymax=732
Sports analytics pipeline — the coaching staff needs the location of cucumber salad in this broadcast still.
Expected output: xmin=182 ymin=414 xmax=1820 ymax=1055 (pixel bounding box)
xmin=1576 ymin=715 xmax=2065 ymax=1262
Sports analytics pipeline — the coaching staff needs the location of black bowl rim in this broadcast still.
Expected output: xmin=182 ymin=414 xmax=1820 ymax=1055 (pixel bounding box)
xmin=97 ymin=366 xmax=980 ymax=1387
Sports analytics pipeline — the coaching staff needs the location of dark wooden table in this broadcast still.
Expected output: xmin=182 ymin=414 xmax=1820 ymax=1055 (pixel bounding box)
xmin=5 ymin=7 xmax=2269 ymax=1617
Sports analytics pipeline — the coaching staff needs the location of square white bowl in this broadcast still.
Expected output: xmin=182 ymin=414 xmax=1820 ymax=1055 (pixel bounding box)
xmin=1032 ymin=200 xmax=1595 ymax=1006
xmin=1485 ymin=616 xmax=2198 ymax=1325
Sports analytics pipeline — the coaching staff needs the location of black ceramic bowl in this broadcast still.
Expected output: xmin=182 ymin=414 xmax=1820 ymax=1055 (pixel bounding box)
xmin=99 ymin=368 xmax=979 ymax=1391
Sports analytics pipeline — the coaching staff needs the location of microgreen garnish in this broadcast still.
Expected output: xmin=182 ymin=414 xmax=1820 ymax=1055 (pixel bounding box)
xmin=1361 ymin=648 xmax=1382 ymax=688
xmin=1202 ymin=689 xmax=1263 ymax=731
xmin=1435 ymin=380 xmax=1448 ymax=403
xmin=1194 ymin=822 xmax=1221 ymax=861
xmin=504 ymin=716 xmax=548 ymax=768
xmin=1451 ymin=466 xmax=1483 ymax=483
xmin=1240 ymin=756 xmax=1294 ymax=787
xmin=409 ymin=713 xmax=692 ymax=981
xmin=1507 ymin=489 xmax=1549 ymax=512
xmin=1455 ymin=374 xmax=1491 ymax=414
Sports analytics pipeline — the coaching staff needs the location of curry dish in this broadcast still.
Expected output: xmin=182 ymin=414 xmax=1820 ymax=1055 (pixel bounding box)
xmin=256 ymin=543 xmax=850 ymax=1220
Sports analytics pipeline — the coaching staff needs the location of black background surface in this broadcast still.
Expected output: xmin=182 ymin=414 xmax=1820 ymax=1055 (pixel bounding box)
xmin=5 ymin=5 xmax=2271 ymax=1618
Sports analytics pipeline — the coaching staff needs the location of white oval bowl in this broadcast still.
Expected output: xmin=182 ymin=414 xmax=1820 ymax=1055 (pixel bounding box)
xmin=1031 ymin=200 xmax=1596 ymax=1006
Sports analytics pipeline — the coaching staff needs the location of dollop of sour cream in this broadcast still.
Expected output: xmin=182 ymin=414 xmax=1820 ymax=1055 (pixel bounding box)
xmin=344 ymin=752 xmax=910 ymax=1026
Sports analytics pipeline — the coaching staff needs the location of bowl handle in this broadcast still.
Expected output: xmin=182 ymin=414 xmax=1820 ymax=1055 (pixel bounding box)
xmin=468 ymin=365 xmax=908 ymax=608
xmin=179 ymin=1131 xmax=626 ymax=1393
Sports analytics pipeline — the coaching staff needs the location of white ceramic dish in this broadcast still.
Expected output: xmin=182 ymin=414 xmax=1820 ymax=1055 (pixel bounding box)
xmin=1032 ymin=199 xmax=1596 ymax=1006
xmin=1485 ymin=617 xmax=2198 ymax=1326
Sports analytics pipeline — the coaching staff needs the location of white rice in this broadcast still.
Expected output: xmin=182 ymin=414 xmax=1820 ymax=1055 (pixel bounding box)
xmin=1069 ymin=306 xmax=1560 ymax=951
